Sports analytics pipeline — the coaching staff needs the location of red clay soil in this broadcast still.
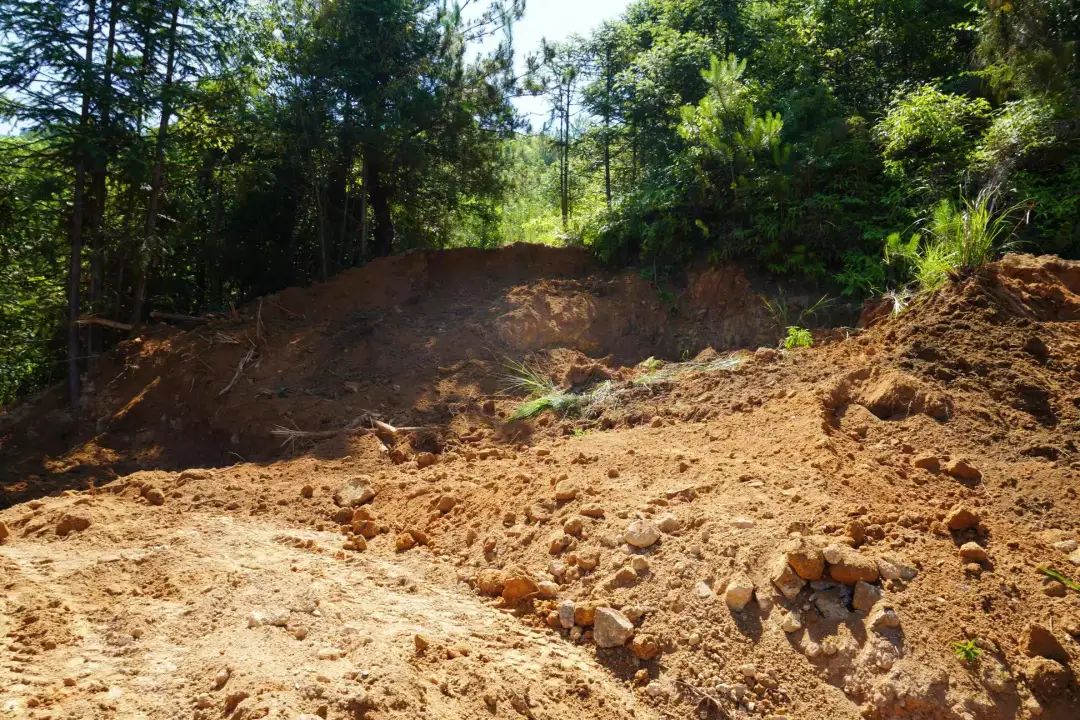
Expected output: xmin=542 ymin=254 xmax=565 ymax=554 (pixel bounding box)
xmin=1 ymin=249 xmax=1078 ymax=720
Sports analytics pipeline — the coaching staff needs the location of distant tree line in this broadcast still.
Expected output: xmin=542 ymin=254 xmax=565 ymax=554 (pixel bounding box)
xmin=1 ymin=0 xmax=1078 ymax=406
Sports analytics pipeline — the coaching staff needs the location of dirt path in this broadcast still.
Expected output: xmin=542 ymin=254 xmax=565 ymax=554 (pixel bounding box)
xmin=2 ymin=493 xmax=655 ymax=719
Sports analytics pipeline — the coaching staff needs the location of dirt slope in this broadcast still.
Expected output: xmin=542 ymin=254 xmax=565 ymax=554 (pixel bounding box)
xmin=1 ymin=249 xmax=1079 ymax=720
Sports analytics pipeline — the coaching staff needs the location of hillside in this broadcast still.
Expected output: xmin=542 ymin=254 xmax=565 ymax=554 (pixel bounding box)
xmin=1 ymin=247 xmax=1078 ymax=720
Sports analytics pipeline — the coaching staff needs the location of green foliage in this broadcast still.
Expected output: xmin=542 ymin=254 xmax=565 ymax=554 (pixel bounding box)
xmin=1039 ymin=567 xmax=1080 ymax=594
xmin=886 ymin=190 xmax=1025 ymax=291
xmin=952 ymin=639 xmax=982 ymax=663
xmin=876 ymin=85 xmax=991 ymax=194
xmin=783 ymin=326 xmax=813 ymax=350
xmin=834 ymin=252 xmax=888 ymax=298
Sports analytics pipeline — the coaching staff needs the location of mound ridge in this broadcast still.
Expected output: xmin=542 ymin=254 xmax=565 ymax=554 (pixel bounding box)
xmin=1 ymin=250 xmax=1078 ymax=720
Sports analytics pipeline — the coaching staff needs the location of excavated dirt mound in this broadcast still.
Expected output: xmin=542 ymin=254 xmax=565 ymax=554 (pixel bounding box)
xmin=1 ymin=250 xmax=1078 ymax=720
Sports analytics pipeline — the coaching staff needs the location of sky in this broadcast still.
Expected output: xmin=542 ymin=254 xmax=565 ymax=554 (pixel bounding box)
xmin=489 ymin=0 xmax=632 ymax=127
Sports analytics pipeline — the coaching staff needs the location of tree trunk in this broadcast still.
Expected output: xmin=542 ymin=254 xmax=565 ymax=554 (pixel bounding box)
xmin=132 ymin=0 xmax=180 ymax=325
xmin=367 ymin=152 xmax=394 ymax=258
xmin=602 ymin=47 xmax=613 ymax=210
xmin=66 ymin=0 xmax=99 ymax=406
xmin=87 ymin=0 xmax=120 ymax=361
xmin=358 ymin=154 xmax=369 ymax=263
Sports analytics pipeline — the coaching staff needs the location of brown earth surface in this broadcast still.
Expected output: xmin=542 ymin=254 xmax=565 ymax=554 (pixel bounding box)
xmin=1 ymin=247 xmax=1079 ymax=720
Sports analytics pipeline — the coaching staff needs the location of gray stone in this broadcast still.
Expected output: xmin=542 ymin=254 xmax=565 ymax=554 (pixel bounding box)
xmin=593 ymin=607 xmax=634 ymax=648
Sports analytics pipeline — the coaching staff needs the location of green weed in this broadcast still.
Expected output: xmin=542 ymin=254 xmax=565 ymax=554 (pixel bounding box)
xmin=952 ymin=639 xmax=982 ymax=663
xmin=783 ymin=326 xmax=813 ymax=349
xmin=886 ymin=188 xmax=1027 ymax=292
xmin=1039 ymin=567 xmax=1080 ymax=593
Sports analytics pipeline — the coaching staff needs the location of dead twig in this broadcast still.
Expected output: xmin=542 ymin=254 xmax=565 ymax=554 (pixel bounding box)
xmin=270 ymin=415 xmax=431 ymax=451
xmin=76 ymin=316 xmax=134 ymax=331
xmin=150 ymin=310 xmax=211 ymax=324
xmin=219 ymin=344 xmax=257 ymax=396
xmin=675 ymin=680 xmax=728 ymax=719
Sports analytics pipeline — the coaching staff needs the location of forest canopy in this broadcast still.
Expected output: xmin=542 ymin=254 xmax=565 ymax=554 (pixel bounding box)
xmin=1 ymin=0 xmax=1078 ymax=405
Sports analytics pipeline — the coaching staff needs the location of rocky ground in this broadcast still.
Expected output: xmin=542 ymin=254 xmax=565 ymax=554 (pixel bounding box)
xmin=1 ymin=248 xmax=1078 ymax=720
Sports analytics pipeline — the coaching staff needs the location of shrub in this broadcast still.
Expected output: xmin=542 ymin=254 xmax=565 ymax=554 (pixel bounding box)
xmin=783 ymin=326 xmax=813 ymax=349
xmin=876 ymin=85 xmax=991 ymax=194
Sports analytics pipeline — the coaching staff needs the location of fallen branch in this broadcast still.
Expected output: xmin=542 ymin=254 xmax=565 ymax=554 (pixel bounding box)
xmin=270 ymin=416 xmax=431 ymax=450
xmin=151 ymin=310 xmax=211 ymax=324
xmin=219 ymin=345 xmax=257 ymax=396
xmin=76 ymin=316 xmax=134 ymax=331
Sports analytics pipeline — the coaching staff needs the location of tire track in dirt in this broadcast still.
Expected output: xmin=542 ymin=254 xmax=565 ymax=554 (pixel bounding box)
xmin=1 ymin=497 xmax=656 ymax=719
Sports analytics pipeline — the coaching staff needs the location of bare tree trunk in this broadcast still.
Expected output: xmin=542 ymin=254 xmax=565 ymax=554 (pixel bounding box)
xmin=367 ymin=151 xmax=394 ymax=258
xmin=358 ymin=154 xmax=369 ymax=263
xmin=66 ymin=0 xmax=99 ymax=406
xmin=602 ymin=46 xmax=613 ymax=210
xmin=87 ymin=0 xmax=120 ymax=361
xmin=132 ymin=0 xmax=180 ymax=325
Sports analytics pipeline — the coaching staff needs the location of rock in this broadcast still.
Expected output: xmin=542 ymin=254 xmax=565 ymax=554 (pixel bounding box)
xmin=945 ymin=505 xmax=979 ymax=531
xmin=812 ymin=588 xmax=850 ymax=621
xmin=826 ymin=546 xmax=879 ymax=585
xmin=576 ymin=550 xmax=600 ymax=571
xmin=945 ymin=459 xmax=982 ymax=483
xmin=143 ymin=487 xmax=165 ymax=506
xmin=0 ymin=521 xmax=9 ymax=543
xmin=913 ymin=455 xmax=940 ymax=472
xmin=1052 ymin=539 xmax=1078 ymax=553
xmin=316 ymin=647 xmax=342 ymax=660
xmin=725 ymin=574 xmax=755 ymax=611
xmin=781 ymin=610 xmax=803 ymax=633
xmin=1021 ymin=623 xmax=1069 ymax=663
xmin=959 ymin=542 xmax=989 ymax=563
xmin=656 ymin=513 xmax=680 ymax=533
xmin=536 ymin=581 xmax=559 ymax=599
xmin=611 ymin=567 xmax=638 ymax=586
xmin=56 ymin=512 xmax=91 ymax=537
xmin=477 ymin=569 xmax=509 ymax=595
xmin=563 ymin=517 xmax=583 ymax=536
xmin=436 ymin=495 xmax=458 ymax=513
xmin=394 ymin=532 xmax=417 ymax=552
xmin=343 ymin=536 xmax=367 ymax=552
xmin=554 ymin=480 xmax=578 ymax=501
xmin=694 ymin=581 xmax=714 ymax=599
xmin=731 ymin=516 xmax=756 ymax=529
xmin=501 ymin=573 xmax=538 ymax=604
xmin=558 ymin=601 xmax=575 ymax=629
xmin=416 ymin=452 xmax=437 ymax=469
xmin=631 ymin=556 xmax=650 ymax=574
xmin=593 ymin=608 xmax=634 ymax=648
xmin=770 ymin=556 xmax=806 ymax=600
xmin=785 ymin=538 xmax=825 ymax=581
xmin=852 ymin=581 xmax=883 ymax=612
xmin=630 ymin=633 xmax=660 ymax=660
xmin=300 ymin=484 xmax=314 ymax=499
xmin=868 ymin=605 xmax=901 ymax=631
xmin=1071 ymin=550 xmax=1080 ymax=566
xmin=414 ymin=633 xmax=431 ymax=654
xmin=333 ymin=477 xmax=376 ymax=507
xmin=624 ymin=519 xmax=660 ymax=549
xmin=574 ymin=603 xmax=596 ymax=626
xmin=580 ymin=504 xmax=605 ymax=519
xmin=1023 ymin=657 xmax=1069 ymax=701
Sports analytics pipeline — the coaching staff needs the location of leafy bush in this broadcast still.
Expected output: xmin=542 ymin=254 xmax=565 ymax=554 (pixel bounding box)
xmin=877 ymin=85 xmax=991 ymax=194
xmin=783 ymin=326 xmax=813 ymax=349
